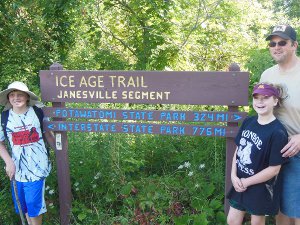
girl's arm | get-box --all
[241,165,281,188]
[231,147,246,192]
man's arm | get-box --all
[0,141,15,180]
[281,134,300,157]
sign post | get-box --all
[49,63,72,225]
[40,63,249,225]
[225,63,242,214]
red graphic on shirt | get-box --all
[12,127,40,145]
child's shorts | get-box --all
[11,179,47,217]
[229,199,264,216]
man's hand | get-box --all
[281,134,300,157]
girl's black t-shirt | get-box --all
[227,116,288,215]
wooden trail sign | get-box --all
[40,70,248,105]
[40,63,249,225]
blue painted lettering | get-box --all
[160,112,186,121]
[160,126,185,135]
[216,113,228,121]
[121,111,153,120]
[214,128,226,136]
[192,126,226,136]
[59,123,67,131]
[122,124,153,134]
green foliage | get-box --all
[58,132,227,224]
[0,130,228,224]
[0,178,19,224]
[0,0,83,90]
[245,48,275,84]
[273,0,300,19]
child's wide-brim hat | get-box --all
[0,81,43,110]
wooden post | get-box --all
[225,63,241,214]
[50,63,72,225]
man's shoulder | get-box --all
[263,64,278,73]
[260,64,278,81]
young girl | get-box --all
[227,83,288,225]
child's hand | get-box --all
[232,176,246,192]
[5,161,16,180]
[240,178,249,189]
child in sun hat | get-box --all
[227,83,288,225]
[0,81,55,225]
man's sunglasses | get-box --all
[268,40,287,47]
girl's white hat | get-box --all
[0,81,44,110]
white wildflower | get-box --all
[184,161,191,168]
[49,189,55,195]
[188,171,193,176]
[199,164,205,169]
[74,182,79,187]
[94,172,101,180]
[92,184,97,189]
[178,165,184,169]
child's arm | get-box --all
[0,141,15,180]
[44,131,56,151]
[241,165,281,188]
[231,147,246,192]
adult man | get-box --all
[260,24,300,225]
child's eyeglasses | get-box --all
[268,41,287,47]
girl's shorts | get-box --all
[229,199,263,216]
[11,179,47,217]
[280,154,300,218]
